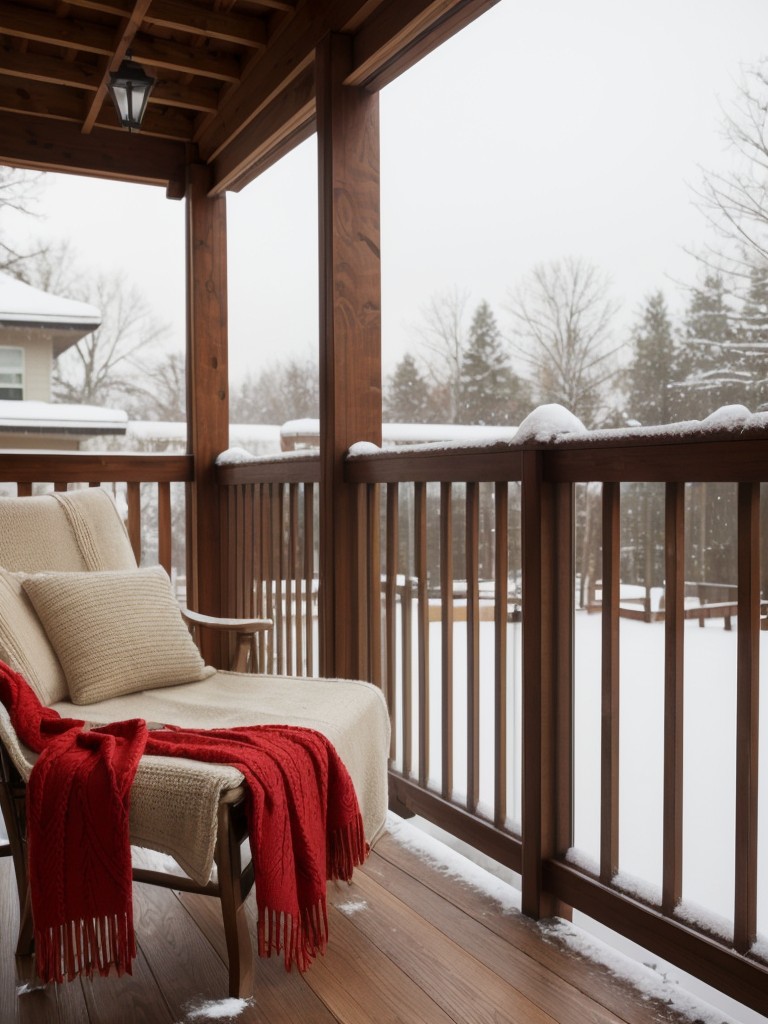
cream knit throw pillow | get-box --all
[22,565,214,705]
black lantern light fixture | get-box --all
[107,53,155,132]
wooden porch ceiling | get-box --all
[0,0,498,197]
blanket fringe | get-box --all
[35,912,135,984]
[256,813,369,973]
[328,811,368,881]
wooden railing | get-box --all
[219,424,768,1018]
[217,455,320,675]
[0,451,193,573]
[3,437,767,1014]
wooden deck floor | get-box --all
[0,830,715,1024]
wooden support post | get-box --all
[316,32,382,681]
[186,162,229,665]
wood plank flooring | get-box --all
[0,831,725,1024]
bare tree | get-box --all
[507,257,620,427]
[53,274,169,407]
[230,356,318,424]
[694,61,768,271]
[415,287,470,421]
[0,167,46,275]
[125,350,186,421]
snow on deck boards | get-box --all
[0,832,731,1024]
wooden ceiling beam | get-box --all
[0,47,217,113]
[63,0,134,15]
[0,75,192,139]
[144,0,267,49]
[210,62,314,193]
[151,80,219,113]
[0,3,114,55]
[82,0,153,134]
[196,0,366,161]
[0,111,189,190]
[348,0,500,90]
[130,32,241,81]
[236,0,296,11]
[0,76,89,123]
[0,48,101,90]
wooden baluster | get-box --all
[157,481,172,576]
[367,482,382,687]
[600,482,620,885]
[466,481,480,814]
[274,484,284,675]
[734,481,760,953]
[402,487,414,779]
[662,482,685,916]
[415,481,429,788]
[555,481,574,860]
[292,484,302,677]
[354,483,369,681]
[127,481,142,565]
[386,483,399,762]
[521,450,560,919]
[494,481,509,829]
[304,482,315,677]
[288,483,298,677]
[264,484,275,673]
[440,482,454,801]
[234,484,245,620]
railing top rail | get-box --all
[544,434,768,483]
[346,442,525,484]
[0,450,194,483]
[216,452,321,485]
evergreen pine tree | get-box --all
[457,301,531,425]
[676,274,743,418]
[738,261,768,410]
[383,353,435,422]
[625,291,680,425]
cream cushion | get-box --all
[22,565,214,705]
[0,569,68,705]
[0,671,391,885]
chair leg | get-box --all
[16,886,33,956]
[215,801,253,998]
[0,747,31,948]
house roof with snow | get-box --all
[0,271,101,357]
[0,399,127,438]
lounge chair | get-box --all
[0,487,389,996]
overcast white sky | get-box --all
[6,0,767,385]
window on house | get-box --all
[0,347,23,400]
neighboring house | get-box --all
[0,272,127,449]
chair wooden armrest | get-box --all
[180,607,272,672]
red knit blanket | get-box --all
[0,661,367,983]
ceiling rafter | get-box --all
[0,3,115,55]
[0,74,192,139]
[144,0,267,49]
[0,48,102,91]
[82,0,154,134]
[130,32,241,81]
